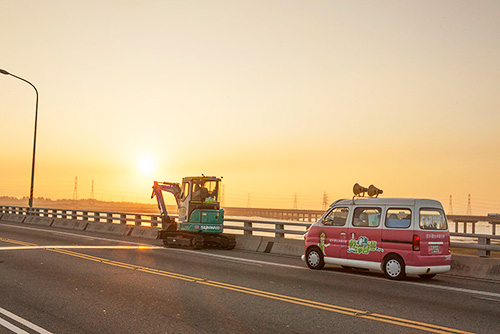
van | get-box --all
[302,197,451,280]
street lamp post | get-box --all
[0,69,39,210]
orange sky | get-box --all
[1,1,500,214]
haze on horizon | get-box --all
[1,1,499,215]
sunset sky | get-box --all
[1,1,499,214]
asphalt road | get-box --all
[1,220,499,334]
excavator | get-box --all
[151,176,236,250]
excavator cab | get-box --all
[177,176,224,232]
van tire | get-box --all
[306,248,325,270]
[383,255,406,280]
[418,274,436,280]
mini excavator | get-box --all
[151,176,235,250]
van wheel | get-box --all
[418,274,436,280]
[383,255,406,280]
[306,248,324,270]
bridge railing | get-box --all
[450,233,500,257]
[0,205,311,238]
[1,205,499,257]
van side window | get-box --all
[385,208,411,228]
[419,209,448,230]
[353,208,381,227]
[324,207,349,226]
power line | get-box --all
[322,192,329,210]
[449,195,453,215]
[73,176,78,201]
[90,180,95,202]
[467,194,472,215]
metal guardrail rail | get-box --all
[1,205,498,257]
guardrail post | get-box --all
[276,223,284,238]
[83,211,88,221]
[135,214,141,226]
[244,222,252,236]
[120,214,127,224]
[478,237,491,257]
[107,213,113,224]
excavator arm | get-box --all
[151,181,181,230]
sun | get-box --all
[136,155,157,176]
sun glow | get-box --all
[136,155,157,176]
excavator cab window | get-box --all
[180,182,189,202]
[191,179,219,203]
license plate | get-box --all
[430,245,440,254]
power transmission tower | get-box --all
[73,176,78,201]
[90,180,95,202]
[322,192,329,210]
[467,194,472,215]
[293,193,298,210]
[221,185,225,207]
[449,195,453,215]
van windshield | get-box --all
[419,209,447,230]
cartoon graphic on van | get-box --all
[347,236,384,254]
[318,230,330,255]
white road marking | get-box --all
[0,317,29,334]
[0,223,148,246]
[2,221,499,300]
[0,306,52,334]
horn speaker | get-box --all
[353,183,368,197]
[367,185,383,197]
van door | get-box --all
[347,207,384,263]
[381,208,414,259]
[321,206,350,258]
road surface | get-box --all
[1,220,499,333]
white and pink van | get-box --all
[302,198,451,280]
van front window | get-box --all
[419,209,447,230]
[325,207,349,226]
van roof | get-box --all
[331,198,443,208]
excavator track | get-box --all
[160,231,204,249]
[159,231,235,250]
[203,233,236,250]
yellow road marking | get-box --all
[1,238,474,334]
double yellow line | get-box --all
[1,237,473,334]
